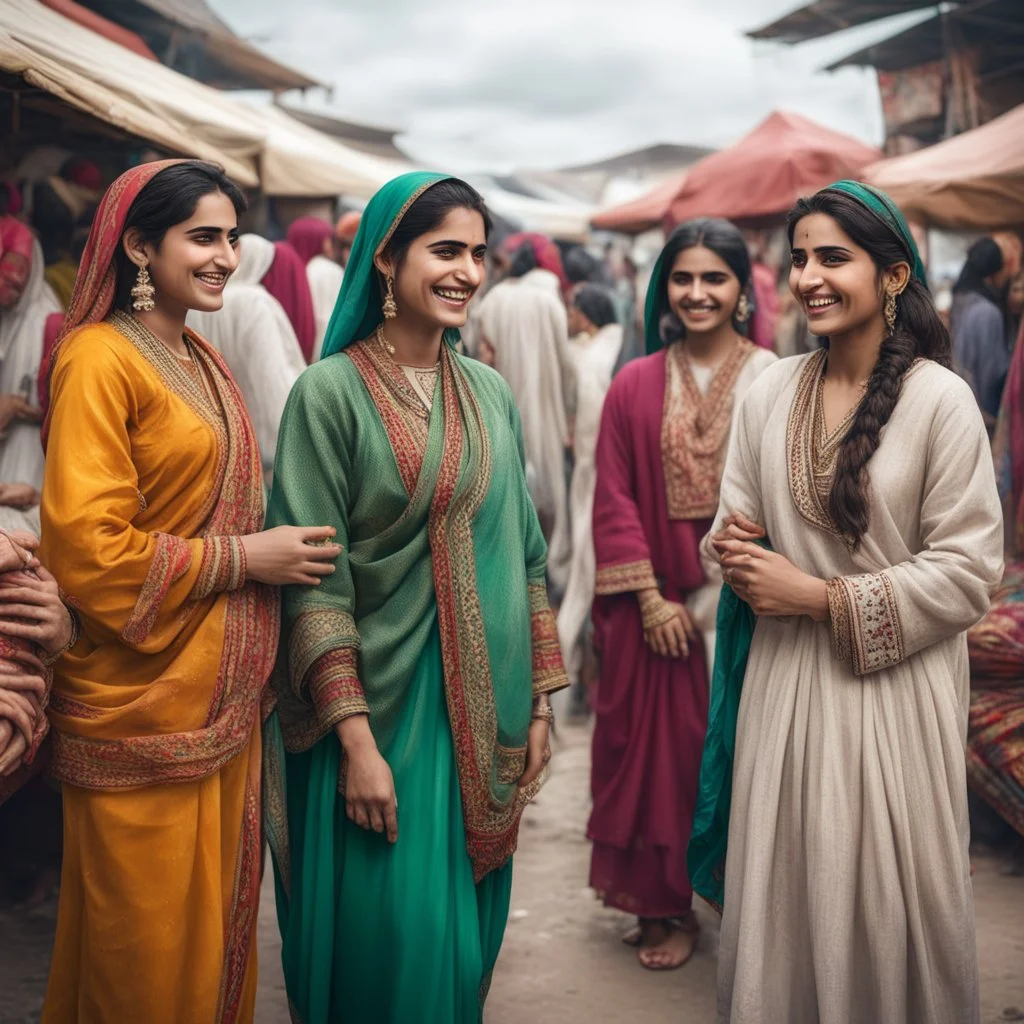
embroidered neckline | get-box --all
[660,337,755,520]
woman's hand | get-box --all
[715,540,828,620]
[0,531,39,574]
[708,512,766,564]
[638,588,697,658]
[0,645,49,702]
[519,718,551,789]
[0,722,28,777]
[0,565,74,655]
[241,526,343,587]
[0,687,39,747]
[337,714,398,844]
[0,484,40,510]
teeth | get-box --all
[807,297,837,308]
[435,288,470,300]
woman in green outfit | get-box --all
[263,172,568,1023]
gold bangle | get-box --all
[531,703,555,725]
[42,607,80,667]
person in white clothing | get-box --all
[188,233,305,477]
[476,241,574,596]
[556,284,623,715]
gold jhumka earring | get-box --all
[884,290,898,334]
[382,275,398,319]
[735,292,751,323]
[131,264,156,312]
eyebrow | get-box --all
[186,225,237,235]
[428,239,487,252]
[791,245,854,256]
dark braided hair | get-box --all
[787,190,951,546]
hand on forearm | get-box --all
[719,540,828,620]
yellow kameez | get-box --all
[39,319,277,1024]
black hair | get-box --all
[381,178,492,271]
[564,245,599,285]
[656,217,753,344]
[573,284,618,329]
[787,188,951,547]
[113,161,247,310]
[31,182,75,263]
[508,241,537,279]
[953,237,1004,302]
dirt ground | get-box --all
[2,721,1023,1023]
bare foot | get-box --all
[637,918,699,971]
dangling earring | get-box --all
[382,275,398,320]
[735,292,751,324]
[884,290,898,334]
[131,263,156,312]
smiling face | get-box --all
[123,190,240,316]
[789,212,909,339]
[382,207,487,331]
[666,244,742,336]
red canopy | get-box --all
[591,111,881,234]
[39,0,157,60]
[862,103,1024,229]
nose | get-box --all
[215,239,240,271]
[688,279,705,301]
[457,255,484,289]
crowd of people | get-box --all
[0,151,1021,1024]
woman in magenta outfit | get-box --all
[587,219,776,971]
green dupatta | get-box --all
[264,170,567,889]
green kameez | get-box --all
[263,172,566,1024]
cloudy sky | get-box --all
[209,0,927,173]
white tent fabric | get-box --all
[241,104,411,199]
[1,0,412,199]
[1,0,262,185]
[478,184,594,241]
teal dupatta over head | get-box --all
[319,170,460,358]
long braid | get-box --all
[828,328,916,544]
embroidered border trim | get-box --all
[287,608,360,697]
[825,578,852,666]
[528,583,568,696]
[120,532,194,645]
[595,559,658,595]
[193,536,247,601]
[829,571,905,676]
[309,648,368,727]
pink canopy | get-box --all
[862,103,1024,229]
[592,111,881,234]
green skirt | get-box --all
[268,625,513,1023]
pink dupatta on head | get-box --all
[262,241,316,363]
[286,217,334,266]
[42,159,186,446]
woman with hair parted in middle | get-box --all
[706,182,1003,1024]
[588,218,776,971]
[264,171,568,1024]
[39,159,339,1024]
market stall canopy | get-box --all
[1,0,261,185]
[589,174,692,234]
[747,1,935,43]
[39,0,157,60]
[277,104,409,162]
[80,0,320,91]
[592,111,881,233]
[475,182,594,242]
[862,103,1024,229]
[238,103,411,199]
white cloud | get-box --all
[209,0,925,172]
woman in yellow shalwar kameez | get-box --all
[39,160,340,1024]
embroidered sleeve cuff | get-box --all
[528,582,568,696]
[594,559,658,596]
[192,536,247,601]
[308,648,369,728]
[826,572,905,677]
[637,589,677,630]
[122,532,195,645]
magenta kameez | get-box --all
[588,347,711,916]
